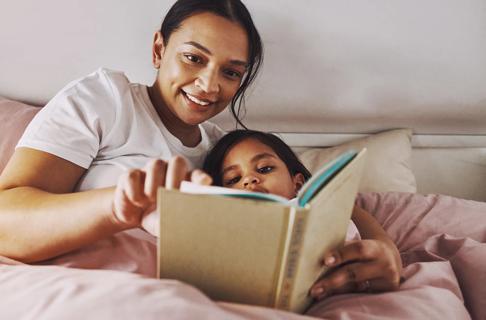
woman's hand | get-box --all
[111,156,212,235]
[310,238,402,300]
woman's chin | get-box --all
[177,111,211,126]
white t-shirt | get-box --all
[17,68,225,191]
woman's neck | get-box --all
[147,85,201,147]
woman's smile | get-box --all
[183,91,212,106]
[181,89,217,111]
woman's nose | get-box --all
[195,68,220,94]
[242,175,260,188]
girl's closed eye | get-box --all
[224,175,241,186]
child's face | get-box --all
[221,138,304,199]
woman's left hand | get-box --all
[309,238,402,300]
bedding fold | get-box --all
[0,192,484,319]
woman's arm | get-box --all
[0,148,195,263]
[0,148,124,262]
[310,205,402,299]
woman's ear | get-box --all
[152,31,165,69]
[292,173,305,194]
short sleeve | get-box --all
[17,70,117,168]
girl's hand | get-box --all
[310,238,402,300]
[111,156,212,235]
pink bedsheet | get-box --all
[1,192,484,319]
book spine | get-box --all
[274,208,308,310]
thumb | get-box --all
[190,169,213,185]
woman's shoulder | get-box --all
[33,68,136,138]
[59,68,131,98]
[44,68,137,118]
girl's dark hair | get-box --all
[203,130,312,186]
[160,0,263,128]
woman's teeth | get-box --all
[185,92,210,106]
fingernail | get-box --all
[311,287,324,297]
[325,256,336,266]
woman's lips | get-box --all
[181,92,209,112]
[182,90,215,107]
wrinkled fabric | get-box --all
[0,192,484,319]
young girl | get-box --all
[203,129,402,300]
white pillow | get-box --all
[298,129,417,193]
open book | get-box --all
[157,148,367,313]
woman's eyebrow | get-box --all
[184,41,248,67]
[185,41,211,54]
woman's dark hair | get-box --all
[203,130,312,186]
[160,0,263,128]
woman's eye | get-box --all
[184,54,202,64]
[224,176,241,186]
[223,69,243,79]
[257,166,274,174]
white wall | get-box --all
[1,0,485,135]
[1,0,486,200]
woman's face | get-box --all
[152,12,249,126]
[221,138,304,199]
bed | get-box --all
[1,0,485,319]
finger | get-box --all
[165,156,188,190]
[358,277,400,292]
[319,253,401,295]
[310,262,366,297]
[310,261,383,298]
[355,279,373,292]
[325,240,403,290]
[144,159,167,201]
[312,282,355,301]
[323,240,378,267]
[313,278,382,301]
[190,169,213,185]
[124,169,149,207]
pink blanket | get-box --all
[1,192,485,319]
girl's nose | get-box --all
[243,175,260,188]
[195,68,220,94]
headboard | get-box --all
[1,0,485,200]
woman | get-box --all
[0,0,400,302]
[0,0,263,263]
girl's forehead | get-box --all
[228,138,278,159]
